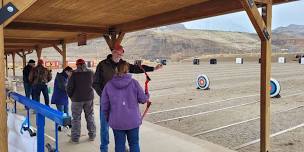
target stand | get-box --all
[270,78,281,98]
[196,74,210,90]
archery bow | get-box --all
[138,64,152,120]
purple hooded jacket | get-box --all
[101,74,149,130]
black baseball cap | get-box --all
[28,59,35,64]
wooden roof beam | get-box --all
[5,48,31,54]
[5,45,36,49]
[6,22,107,33]
[239,0,269,41]
[5,38,62,44]
[115,0,294,33]
[115,0,243,32]
[255,0,270,4]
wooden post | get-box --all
[22,55,27,67]
[62,41,67,68]
[240,1,272,151]
[260,2,272,152]
[12,52,16,77]
[5,54,8,77]
[22,51,26,67]
[0,1,37,151]
[0,2,8,152]
[17,51,27,67]
[36,46,42,60]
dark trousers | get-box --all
[113,127,140,152]
[56,104,69,115]
[24,82,33,99]
[32,84,49,106]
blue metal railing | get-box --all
[7,91,71,152]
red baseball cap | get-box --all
[76,59,85,65]
[38,59,44,65]
[113,42,124,53]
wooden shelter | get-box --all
[0,0,297,151]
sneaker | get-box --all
[57,126,62,132]
[69,139,79,144]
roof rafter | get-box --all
[115,0,243,32]
[5,45,39,49]
[5,38,62,44]
[6,22,107,33]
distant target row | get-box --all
[196,75,281,98]
[193,57,304,64]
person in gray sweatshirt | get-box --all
[67,59,96,143]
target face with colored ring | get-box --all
[270,78,281,98]
[196,74,210,90]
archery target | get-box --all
[196,74,210,90]
[270,78,280,98]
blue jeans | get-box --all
[100,107,109,152]
[56,104,69,115]
[112,127,140,152]
[24,82,33,99]
[32,84,49,106]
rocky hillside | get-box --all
[25,24,304,62]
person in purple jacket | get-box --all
[101,61,149,152]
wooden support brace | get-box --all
[16,51,22,57]
[103,34,113,51]
[25,49,33,55]
[103,29,125,51]
[36,46,42,60]
[53,43,67,68]
[53,44,63,56]
[239,0,270,41]
[16,50,26,67]
[116,32,125,46]
[110,33,117,46]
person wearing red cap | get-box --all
[93,42,162,152]
[67,59,96,143]
[29,59,52,106]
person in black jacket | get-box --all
[23,59,35,99]
[93,43,162,152]
[67,59,96,143]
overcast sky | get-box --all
[182,1,304,33]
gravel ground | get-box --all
[8,61,304,152]
[135,62,304,152]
